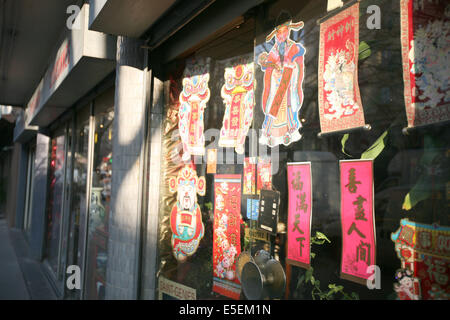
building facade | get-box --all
[2,0,449,300]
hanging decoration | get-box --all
[168,164,206,262]
[391,219,450,300]
[178,57,211,161]
[400,0,450,129]
[206,148,217,174]
[339,159,376,285]
[243,157,256,195]
[287,162,312,269]
[256,20,306,147]
[257,157,272,194]
[318,2,366,134]
[213,174,242,300]
[219,55,255,154]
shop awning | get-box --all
[27,3,117,127]
[88,0,178,38]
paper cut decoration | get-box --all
[257,157,272,194]
[287,162,312,269]
[179,58,211,161]
[256,20,306,147]
[206,148,217,174]
[318,2,365,134]
[391,219,450,300]
[219,56,255,154]
[168,165,206,262]
[213,175,242,299]
[257,189,280,235]
[243,157,256,195]
[340,160,376,285]
[400,0,450,128]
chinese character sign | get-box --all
[178,57,211,161]
[340,160,376,284]
[391,219,450,300]
[219,55,255,154]
[318,3,365,134]
[256,20,306,147]
[168,165,206,262]
[287,162,312,269]
[400,0,450,128]
[213,175,242,300]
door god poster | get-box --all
[400,0,450,128]
[168,165,206,262]
[340,160,376,285]
[318,2,365,134]
[179,58,211,161]
[219,55,255,154]
[287,162,312,269]
[213,175,242,299]
[256,20,306,147]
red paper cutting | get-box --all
[213,175,242,299]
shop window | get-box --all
[151,0,450,301]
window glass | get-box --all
[153,0,450,300]
[85,90,114,300]
[46,131,66,274]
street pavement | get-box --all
[0,218,30,300]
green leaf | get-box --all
[361,130,388,160]
[311,252,316,259]
[341,134,352,157]
[359,41,372,60]
[315,231,331,243]
[402,174,432,210]
[305,268,313,283]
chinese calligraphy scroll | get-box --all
[219,55,255,154]
[287,162,312,269]
[340,160,376,285]
[179,57,211,161]
[391,219,450,300]
[318,3,365,134]
[400,0,450,129]
[256,20,306,147]
[213,175,242,299]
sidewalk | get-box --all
[0,217,57,300]
[0,218,30,300]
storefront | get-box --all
[143,0,450,300]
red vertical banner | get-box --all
[213,175,242,299]
[400,0,450,128]
[340,160,376,285]
[318,3,366,134]
[287,162,312,269]
[257,157,272,194]
[243,157,256,195]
